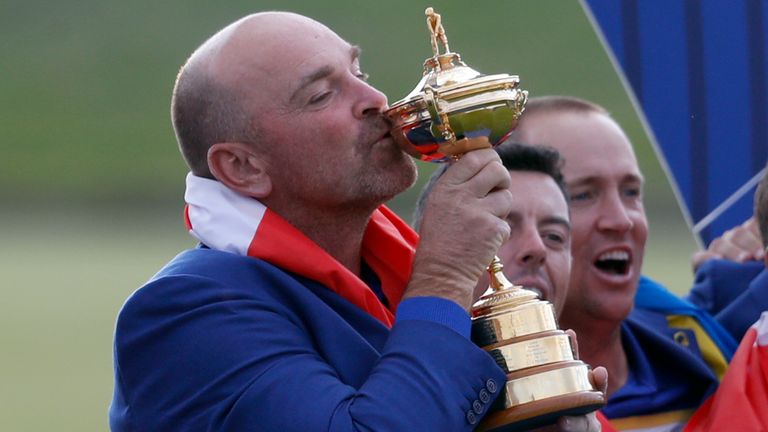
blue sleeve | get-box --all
[687,259,764,315]
[111,274,505,432]
[395,296,471,339]
[687,260,768,341]
[709,268,768,340]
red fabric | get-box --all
[247,206,417,328]
[361,206,418,312]
[596,411,618,432]
[684,323,768,431]
[183,205,192,231]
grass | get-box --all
[1,208,193,431]
[0,202,698,431]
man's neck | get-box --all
[270,203,376,276]
[562,315,628,397]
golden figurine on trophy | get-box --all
[385,8,605,431]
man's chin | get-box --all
[387,157,418,190]
[367,169,418,204]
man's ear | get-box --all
[207,142,272,199]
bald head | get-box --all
[508,96,608,146]
[171,12,337,178]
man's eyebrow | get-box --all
[567,176,598,188]
[622,173,645,184]
[540,216,571,231]
[568,172,645,188]
[289,46,362,104]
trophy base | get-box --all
[477,390,605,432]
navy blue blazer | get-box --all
[110,248,505,431]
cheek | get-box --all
[564,245,587,290]
[550,257,570,314]
[631,214,649,245]
[568,210,594,250]
[568,226,591,261]
[279,112,356,156]
[548,253,571,285]
[497,240,517,264]
[496,239,526,275]
[312,110,357,141]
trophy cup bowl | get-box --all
[385,10,527,163]
[386,65,528,162]
[385,8,605,430]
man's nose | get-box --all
[352,79,388,119]
[597,191,633,233]
[516,228,546,267]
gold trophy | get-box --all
[385,8,605,431]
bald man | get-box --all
[110,12,516,431]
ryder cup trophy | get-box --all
[385,8,605,431]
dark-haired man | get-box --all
[415,143,572,317]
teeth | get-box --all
[598,250,629,261]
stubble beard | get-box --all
[351,118,418,205]
[353,147,417,206]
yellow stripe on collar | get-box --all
[667,314,729,380]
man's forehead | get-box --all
[560,136,642,181]
[520,111,621,145]
[509,171,569,216]
[520,113,643,182]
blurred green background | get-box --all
[2,0,700,430]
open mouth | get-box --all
[594,250,630,276]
